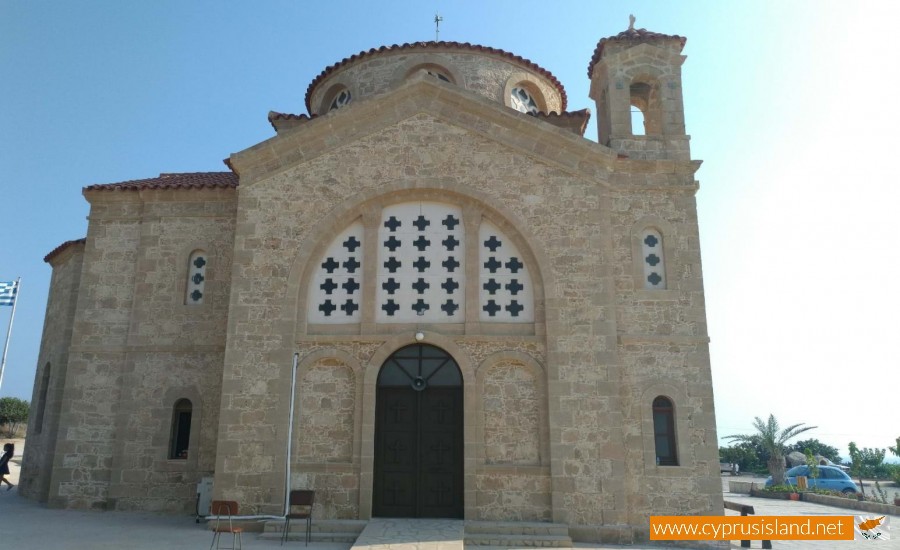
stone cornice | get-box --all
[68,344,226,353]
[617,333,710,345]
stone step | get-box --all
[464,534,572,547]
[259,531,360,543]
[261,518,367,543]
[464,521,570,537]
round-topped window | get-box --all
[510,87,539,115]
[330,89,352,111]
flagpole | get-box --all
[0,277,21,393]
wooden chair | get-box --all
[210,500,243,550]
[281,490,315,546]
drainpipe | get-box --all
[284,352,300,516]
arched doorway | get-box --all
[373,344,463,518]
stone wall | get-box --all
[40,190,235,511]
[218,76,719,535]
[19,242,85,502]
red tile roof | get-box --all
[529,109,592,136]
[84,172,238,192]
[268,111,318,132]
[587,28,686,78]
[305,41,567,114]
[44,238,86,264]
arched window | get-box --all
[169,399,193,459]
[510,86,540,115]
[631,106,646,136]
[652,396,678,466]
[306,202,535,326]
[329,88,352,111]
[641,229,666,289]
[185,250,207,305]
[629,81,661,135]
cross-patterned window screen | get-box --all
[307,202,533,325]
[478,220,534,322]
[641,229,666,290]
[185,250,207,305]
[377,203,465,323]
[308,222,364,323]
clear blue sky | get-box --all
[2,1,897,459]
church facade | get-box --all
[21,26,722,543]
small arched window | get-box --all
[169,399,193,460]
[510,86,540,115]
[629,81,661,135]
[641,229,666,289]
[631,106,646,136]
[329,89,352,111]
[185,250,207,305]
[652,396,678,466]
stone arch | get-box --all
[295,353,359,464]
[475,351,548,466]
[317,79,355,115]
[640,382,691,471]
[359,332,475,519]
[391,55,462,86]
[286,181,553,337]
[176,242,213,308]
[161,386,202,469]
[504,71,550,114]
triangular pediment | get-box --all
[229,74,623,186]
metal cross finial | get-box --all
[434,13,443,41]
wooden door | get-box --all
[373,345,463,518]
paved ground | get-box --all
[1,452,896,549]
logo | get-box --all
[855,515,890,541]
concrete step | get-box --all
[259,531,360,543]
[464,534,572,547]
[464,522,571,548]
[464,521,570,537]
[261,519,367,542]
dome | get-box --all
[305,41,567,116]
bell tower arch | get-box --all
[588,19,690,160]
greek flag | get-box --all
[0,281,17,306]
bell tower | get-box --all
[588,18,690,160]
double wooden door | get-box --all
[373,345,463,518]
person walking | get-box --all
[0,442,14,491]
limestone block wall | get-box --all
[107,351,224,513]
[220,82,718,536]
[20,242,85,502]
[219,107,612,517]
[475,357,551,521]
[610,186,721,539]
[125,190,236,347]
[45,198,142,509]
[43,190,235,511]
[291,356,360,519]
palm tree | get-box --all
[726,414,817,486]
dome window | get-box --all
[510,87,539,115]
[330,89,352,111]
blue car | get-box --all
[765,465,859,494]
